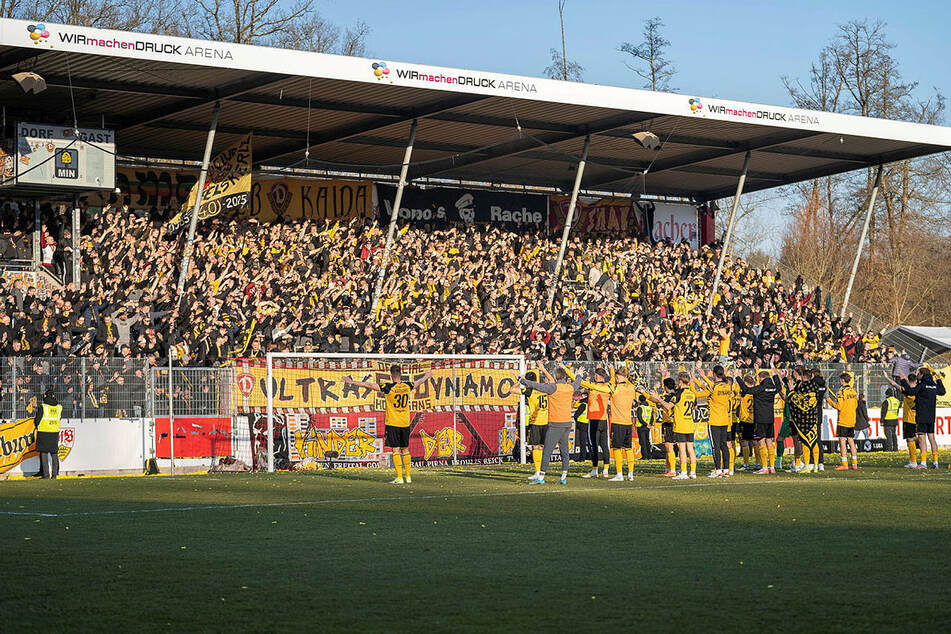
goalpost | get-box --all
[264,353,527,472]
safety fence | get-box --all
[1,357,949,477]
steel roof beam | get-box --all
[0,47,47,70]
[584,129,823,189]
[698,142,946,200]
[406,112,658,180]
[255,93,491,165]
[0,73,209,99]
[117,72,292,130]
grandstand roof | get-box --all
[2,19,951,201]
[888,326,951,358]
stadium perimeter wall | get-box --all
[2,359,951,477]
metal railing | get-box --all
[0,357,153,421]
[152,366,235,417]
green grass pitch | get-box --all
[1,452,949,632]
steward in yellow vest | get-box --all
[33,389,62,479]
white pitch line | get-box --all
[0,476,875,518]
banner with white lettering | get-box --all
[375,185,547,228]
[651,202,700,249]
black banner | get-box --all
[376,185,548,228]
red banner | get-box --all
[156,417,233,458]
[548,196,642,236]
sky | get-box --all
[314,0,951,254]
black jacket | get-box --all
[901,375,946,425]
[737,374,781,425]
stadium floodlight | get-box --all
[632,131,661,151]
[12,71,47,94]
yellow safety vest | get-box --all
[884,396,900,421]
[636,405,652,427]
[37,403,62,433]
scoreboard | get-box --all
[1,122,115,190]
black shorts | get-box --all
[836,426,855,439]
[739,422,755,441]
[673,432,694,444]
[902,422,917,439]
[528,424,547,446]
[611,424,633,449]
[917,420,935,434]
[661,422,675,444]
[754,421,773,440]
[384,425,411,448]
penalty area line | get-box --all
[0,476,875,518]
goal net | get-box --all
[235,354,526,471]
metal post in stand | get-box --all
[168,351,175,476]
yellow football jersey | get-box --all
[902,395,916,424]
[660,393,675,424]
[672,387,697,434]
[695,378,737,427]
[527,390,549,426]
[832,386,858,428]
[739,394,753,423]
[382,381,413,428]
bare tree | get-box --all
[190,0,369,53]
[296,16,369,55]
[339,20,370,57]
[543,48,583,82]
[543,0,583,81]
[779,19,951,326]
[619,17,676,91]
[0,0,44,18]
[38,0,184,31]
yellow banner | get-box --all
[167,133,253,233]
[243,178,373,223]
[0,417,38,474]
[233,360,520,410]
[934,366,951,408]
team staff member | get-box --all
[826,372,858,471]
[34,389,62,479]
[652,372,697,480]
[568,367,610,479]
[880,389,901,452]
[737,369,782,475]
[737,379,755,470]
[899,366,946,469]
[885,370,920,468]
[518,370,549,481]
[578,366,640,481]
[693,366,738,478]
[519,362,581,485]
[344,365,433,485]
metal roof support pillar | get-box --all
[372,118,418,311]
[840,164,883,320]
[705,150,751,318]
[72,193,81,287]
[547,134,591,309]
[176,100,221,305]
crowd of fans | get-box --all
[0,199,889,367]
